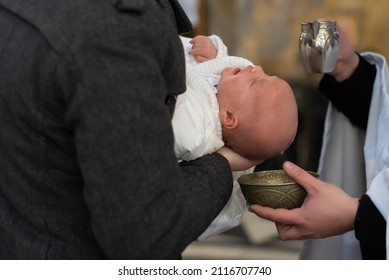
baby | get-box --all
[173,35,298,239]
[175,35,297,164]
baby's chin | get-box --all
[249,146,283,161]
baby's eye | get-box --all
[250,79,259,87]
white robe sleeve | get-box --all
[361,53,389,260]
[300,52,389,260]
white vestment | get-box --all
[173,36,254,240]
[300,52,389,260]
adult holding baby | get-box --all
[0,0,257,259]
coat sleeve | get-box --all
[354,195,386,259]
[319,54,376,130]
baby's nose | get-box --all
[250,65,264,73]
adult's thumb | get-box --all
[283,161,317,193]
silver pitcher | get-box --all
[299,20,339,73]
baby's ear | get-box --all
[220,108,238,129]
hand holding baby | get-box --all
[217,146,264,171]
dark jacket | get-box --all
[0,0,233,259]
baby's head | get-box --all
[216,65,298,161]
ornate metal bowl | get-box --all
[237,170,319,209]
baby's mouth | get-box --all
[232,68,241,75]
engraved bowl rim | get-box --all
[237,169,319,187]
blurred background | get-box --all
[177,0,389,259]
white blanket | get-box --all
[174,36,254,240]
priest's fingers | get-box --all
[282,161,321,194]
[249,205,314,240]
[274,223,313,240]
[249,204,303,225]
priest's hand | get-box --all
[327,20,360,82]
[249,161,359,240]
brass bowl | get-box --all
[237,170,319,209]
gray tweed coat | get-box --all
[0,0,233,259]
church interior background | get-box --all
[178,0,389,259]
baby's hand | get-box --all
[188,35,217,63]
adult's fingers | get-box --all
[250,205,309,240]
[249,204,302,225]
[275,223,306,240]
[282,161,319,195]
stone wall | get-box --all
[201,0,389,84]
[194,0,389,169]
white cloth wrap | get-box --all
[174,36,255,240]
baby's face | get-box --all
[217,65,282,110]
[217,65,298,160]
